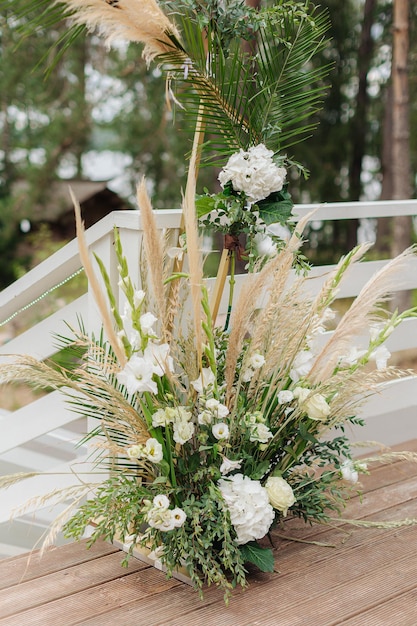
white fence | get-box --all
[0,200,416,557]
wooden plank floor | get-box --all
[1,440,417,625]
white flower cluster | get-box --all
[116,294,174,395]
[146,495,186,532]
[197,397,230,440]
[340,459,368,484]
[218,474,275,544]
[152,406,194,445]
[243,411,273,444]
[218,144,287,204]
[127,438,163,464]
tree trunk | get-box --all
[391,0,412,311]
[347,0,377,250]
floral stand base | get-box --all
[111,535,193,586]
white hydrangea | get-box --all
[218,144,287,204]
[218,474,275,544]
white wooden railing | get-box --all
[0,200,416,557]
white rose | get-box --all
[212,422,230,440]
[152,408,171,428]
[152,494,170,510]
[265,476,296,516]
[143,438,163,463]
[249,423,273,443]
[173,420,195,445]
[171,507,187,528]
[278,390,294,403]
[248,353,266,370]
[303,393,331,421]
[126,444,142,459]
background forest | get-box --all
[0,0,416,288]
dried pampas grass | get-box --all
[57,0,180,63]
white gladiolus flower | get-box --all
[218,474,275,544]
[133,290,146,308]
[339,346,367,367]
[278,390,294,404]
[370,345,391,370]
[144,341,174,376]
[191,367,216,393]
[219,457,242,475]
[289,350,314,382]
[140,312,158,334]
[218,144,287,203]
[116,356,157,394]
[212,422,230,440]
[265,476,296,516]
[143,438,163,463]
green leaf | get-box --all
[239,542,275,572]
[195,195,216,218]
[258,188,294,226]
[250,460,271,480]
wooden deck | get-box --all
[1,440,417,626]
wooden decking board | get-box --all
[338,587,417,626]
[1,439,417,625]
[0,567,181,626]
[0,539,118,590]
[0,552,146,619]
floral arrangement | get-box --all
[2,0,417,604]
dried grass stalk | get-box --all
[57,0,180,63]
[72,189,127,366]
[308,247,416,383]
[137,178,167,338]
[182,118,205,365]
[225,213,311,399]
